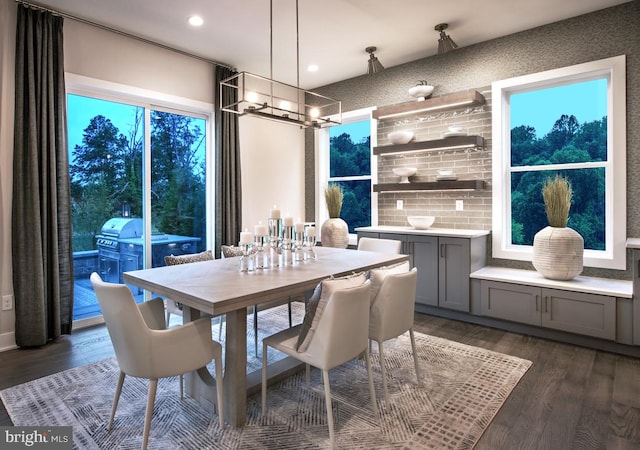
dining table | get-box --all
[123,245,409,427]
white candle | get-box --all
[255,223,268,236]
[239,230,253,245]
[294,222,305,233]
[283,216,294,227]
[306,226,316,237]
[270,205,281,219]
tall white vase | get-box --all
[320,218,349,249]
[532,226,584,280]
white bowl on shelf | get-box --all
[392,167,417,183]
[408,85,435,100]
[388,130,414,145]
[437,169,454,177]
[408,216,435,230]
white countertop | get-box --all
[356,226,490,239]
[470,266,632,298]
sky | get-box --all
[330,119,370,143]
[510,78,607,138]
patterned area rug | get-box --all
[1,305,531,449]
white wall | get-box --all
[239,116,305,236]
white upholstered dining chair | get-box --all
[261,281,377,447]
[368,268,422,403]
[357,236,403,254]
[90,272,224,450]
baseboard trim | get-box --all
[0,331,17,352]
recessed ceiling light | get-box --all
[307,64,319,72]
[188,15,203,27]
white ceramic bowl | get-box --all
[448,126,463,133]
[392,167,417,183]
[388,130,414,145]
[438,169,454,177]
[408,216,435,230]
[408,85,435,99]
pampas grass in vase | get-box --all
[324,184,343,218]
[533,174,583,280]
[542,175,572,228]
[321,184,349,248]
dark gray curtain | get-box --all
[214,66,242,257]
[12,5,73,346]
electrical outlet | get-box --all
[456,200,464,211]
[2,295,13,311]
[396,200,403,210]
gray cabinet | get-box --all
[357,231,486,312]
[481,280,616,340]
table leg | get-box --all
[224,308,247,426]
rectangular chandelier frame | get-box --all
[220,72,342,128]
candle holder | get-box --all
[254,235,266,269]
[281,224,293,265]
[294,228,305,262]
[268,217,282,267]
[304,233,318,260]
[239,243,254,272]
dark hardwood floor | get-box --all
[1,313,639,449]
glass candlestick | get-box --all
[268,217,282,267]
[294,227,305,262]
[304,234,318,260]
[239,243,254,272]
[281,224,293,265]
[254,236,265,269]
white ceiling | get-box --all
[30,0,630,89]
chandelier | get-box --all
[220,0,341,128]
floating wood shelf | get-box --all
[373,90,485,120]
[373,135,485,156]
[373,180,486,192]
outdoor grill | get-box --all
[96,218,200,285]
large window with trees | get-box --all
[492,56,626,269]
[67,77,212,325]
[316,108,375,241]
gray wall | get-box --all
[307,2,639,280]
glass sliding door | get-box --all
[68,94,144,321]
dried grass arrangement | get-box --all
[542,175,572,228]
[324,184,343,219]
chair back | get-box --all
[369,269,417,342]
[90,272,156,378]
[165,250,213,266]
[305,282,371,369]
[357,237,402,254]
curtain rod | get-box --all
[15,0,235,71]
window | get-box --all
[316,108,376,240]
[492,55,626,269]
[66,75,214,325]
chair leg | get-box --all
[165,310,171,328]
[179,374,184,400]
[378,341,389,403]
[214,356,225,428]
[364,349,378,417]
[218,315,224,340]
[409,328,422,386]
[142,379,158,450]
[254,307,259,357]
[322,370,335,447]
[108,371,126,431]
[305,363,311,384]
[261,340,268,415]
[287,299,292,327]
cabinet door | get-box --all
[439,237,471,312]
[481,280,541,325]
[408,235,438,306]
[357,231,379,241]
[541,288,615,340]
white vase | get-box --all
[320,218,349,249]
[532,226,584,280]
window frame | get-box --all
[491,55,626,269]
[315,107,377,245]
